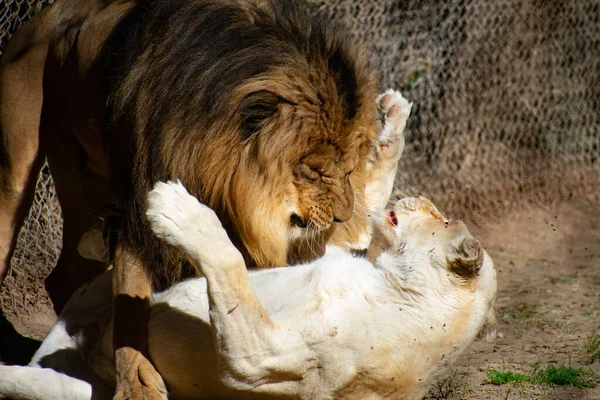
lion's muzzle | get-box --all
[290,213,308,228]
[331,178,354,223]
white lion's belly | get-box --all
[147,253,384,399]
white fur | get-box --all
[344,90,412,251]
[0,184,496,400]
[0,366,92,400]
[365,90,412,225]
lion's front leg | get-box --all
[112,235,167,400]
[147,181,310,395]
[365,89,413,213]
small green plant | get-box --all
[589,352,600,364]
[407,70,426,87]
[487,368,528,385]
[533,365,596,388]
[486,362,598,389]
[584,333,600,352]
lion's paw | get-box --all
[375,89,412,159]
[146,180,226,253]
[114,348,168,400]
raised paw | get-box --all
[375,89,412,160]
[362,90,413,215]
[146,180,227,253]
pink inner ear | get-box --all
[387,211,398,226]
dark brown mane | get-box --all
[100,0,377,288]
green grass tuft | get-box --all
[486,368,528,385]
[487,364,598,389]
[584,333,600,353]
[583,333,600,364]
[533,365,595,388]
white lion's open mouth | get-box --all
[387,210,398,226]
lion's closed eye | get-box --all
[293,163,321,182]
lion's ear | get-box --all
[238,90,286,139]
[447,237,484,279]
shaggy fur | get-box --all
[0,0,378,299]
[101,0,379,286]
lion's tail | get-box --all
[0,365,91,400]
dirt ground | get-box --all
[434,198,600,400]
[1,198,599,399]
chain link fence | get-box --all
[316,0,600,219]
[0,0,45,49]
[1,0,599,323]
[0,0,59,323]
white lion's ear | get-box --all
[446,237,484,279]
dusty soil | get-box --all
[1,199,599,399]
[435,199,600,400]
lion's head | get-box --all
[106,0,378,272]
[223,67,378,267]
[368,195,498,343]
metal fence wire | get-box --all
[1,0,599,319]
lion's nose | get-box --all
[332,207,352,223]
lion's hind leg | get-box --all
[111,234,168,400]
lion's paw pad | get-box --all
[147,180,222,249]
[376,89,412,146]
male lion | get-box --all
[0,0,385,397]
[0,184,497,400]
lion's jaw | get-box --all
[225,139,365,268]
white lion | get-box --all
[0,91,497,400]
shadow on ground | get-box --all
[0,314,41,365]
